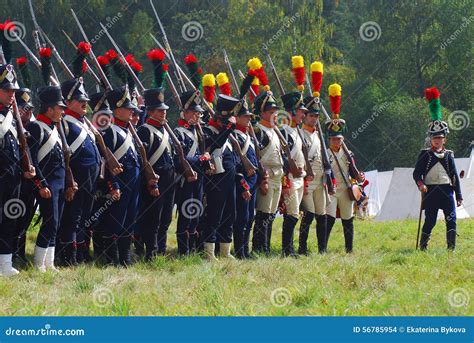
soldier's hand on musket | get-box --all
[39,187,52,199]
[242,190,251,201]
[357,171,365,183]
[110,188,121,201]
[246,167,256,177]
[111,165,123,176]
[148,179,160,197]
[65,182,79,202]
[186,171,198,183]
[23,166,36,179]
[456,199,463,207]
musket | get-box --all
[0,45,35,178]
[99,21,163,184]
[148,30,211,173]
[266,53,313,180]
[62,30,102,86]
[304,73,335,195]
[28,0,61,84]
[222,50,266,179]
[149,0,186,93]
[38,24,123,177]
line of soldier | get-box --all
[0,48,463,277]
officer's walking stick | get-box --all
[416,193,424,250]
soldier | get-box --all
[87,91,114,262]
[0,64,35,276]
[297,61,335,254]
[174,90,210,256]
[26,85,67,272]
[102,86,142,266]
[232,74,260,259]
[279,91,307,257]
[136,87,175,260]
[325,84,363,253]
[12,87,37,265]
[413,87,463,251]
[298,95,333,254]
[59,77,101,265]
[251,90,284,255]
[201,94,239,261]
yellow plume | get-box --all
[292,55,304,68]
[328,83,341,97]
[311,61,323,73]
[202,74,215,87]
[216,72,229,86]
[247,57,263,70]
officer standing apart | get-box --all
[413,87,463,251]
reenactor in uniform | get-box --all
[298,96,331,254]
[88,91,113,262]
[279,91,307,257]
[325,84,363,253]
[13,87,37,265]
[27,85,67,271]
[232,74,259,259]
[252,91,284,255]
[136,87,175,260]
[0,64,35,276]
[413,87,463,251]
[102,86,142,266]
[59,77,101,265]
[201,94,239,260]
[298,61,334,254]
[174,90,209,256]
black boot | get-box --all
[133,234,145,258]
[233,227,245,259]
[118,235,133,266]
[156,226,168,255]
[243,227,255,259]
[62,242,77,266]
[177,232,189,256]
[315,214,328,254]
[188,232,198,254]
[93,230,105,262]
[282,215,298,257]
[76,241,85,264]
[83,229,93,263]
[325,215,336,251]
[298,212,314,255]
[447,228,456,251]
[341,217,354,253]
[252,211,265,254]
[12,234,28,266]
[103,236,119,266]
[265,214,275,255]
[143,231,157,261]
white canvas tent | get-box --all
[362,170,380,216]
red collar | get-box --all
[37,114,54,126]
[178,118,191,129]
[259,119,273,128]
[146,118,162,128]
[208,119,221,130]
[236,124,247,133]
[114,118,129,128]
[64,108,83,121]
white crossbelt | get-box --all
[176,127,198,158]
[63,115,94,154]
[143,123,170,166]
[111,125,134,161]
[234,129,253,155]
[0,111,17,139]
[306,130,320,159]
[259,124,280,164]
[36,121,61,163]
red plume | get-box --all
[97,55,110,66]
[105,49,118,60]
[39,47,52,58]
[424,87,440,101]
[77,41,91,55]
[16,56,27,66]
[147,48,166,61]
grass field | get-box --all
[1,218,472,316]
